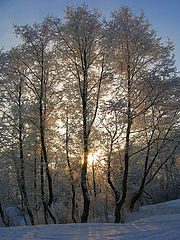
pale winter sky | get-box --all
[0,0,180,71]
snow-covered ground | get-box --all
[0,199,180,240]
[125,198,180,222]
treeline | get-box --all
[0,4,180,226]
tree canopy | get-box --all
[0,5,180,226]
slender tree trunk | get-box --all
[114,63,132,223]
[0,202,8,227]
[12,151,27,226]
[91,157,97,219]
[71,184,76,223]
[40,152,48,224]
[129,150,149,211]
[39,50,56,224]
[104,187,109,222]
[114,117,131,223]
[33,152,39,222]
[18,78,34,226]
[108,140,120,204]
[40,114,56,223]
[81,93,90,223]
[65,109,76,223]
[81,141,90,223]
[80,63,90,223]
[82,148,91,223]
[107,137,124,223]
[92,157,96,198]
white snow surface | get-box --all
[0,199,180,240]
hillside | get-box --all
[0,199,180,239]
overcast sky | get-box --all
[0,0,180,71]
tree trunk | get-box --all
[40,152,48,224]
[107,141,120,204]
[0,202,8,227]
[71,184,76,223]
[81,73,90,223]
[65,110,76,223]
[114,118,131,223]
[92,158,96,198]
[33,152,39,222]
[18,78,34,226]
[40,51,56,224]
[114,63,132,223]
[81,145,90,223]
[104,187,109,222]
[129,167,147,211]
[107,138,125,223]
[129,192,142,212]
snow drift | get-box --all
[0,199,180,240]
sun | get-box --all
[88,151,95,166]
[87,149,105,167]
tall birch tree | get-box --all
[52,4,107,222]
[105,6,178,223]
[14,17,60,223]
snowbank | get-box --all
[126,198,180,222]
[0,199,180,239]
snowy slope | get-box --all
[0,199,180,240]
[126,198,180,222]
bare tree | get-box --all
[0,49,35,225]
[105,7,178,223]
[52,4,107,222]
[14,17,60,224]
[129,104,180,211]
